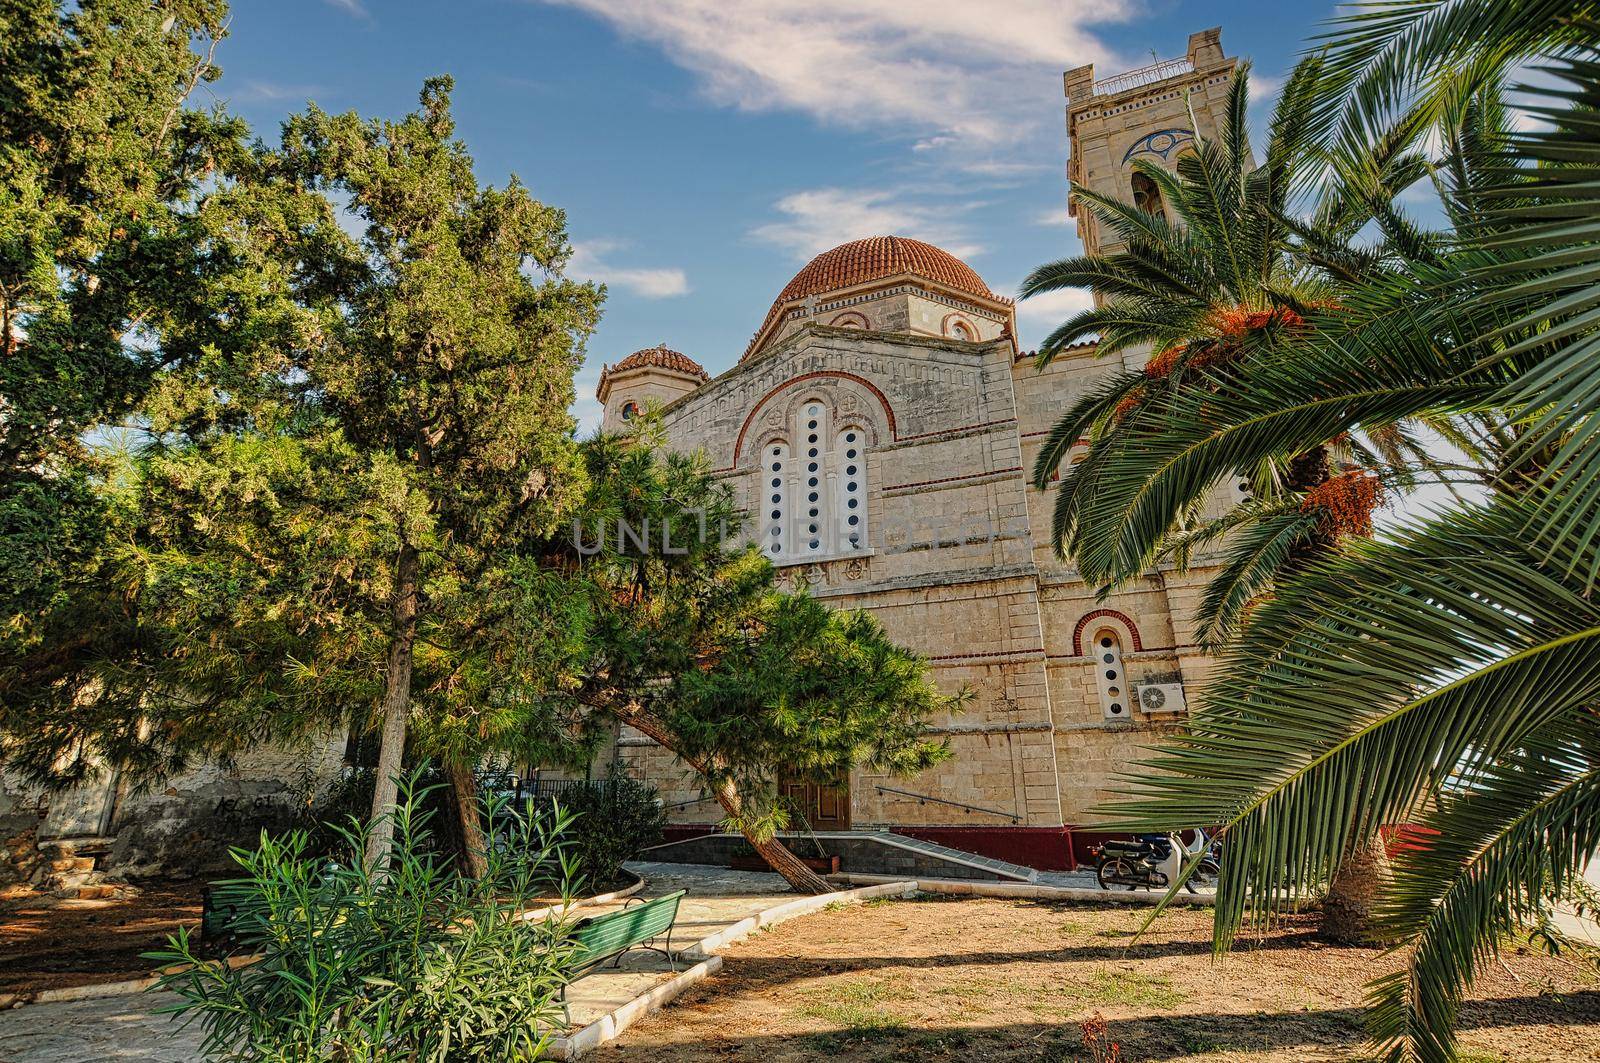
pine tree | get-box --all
[551,434,960,894]
[126,77,601,867]
[0,0,350,784]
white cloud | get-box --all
[1247,71,1282,110]
[532,0,1132,154]
[750,187,982,262]
[569,241,691,299]
[1033,206,1071,227]
[324,0,370,18]
[1010,284,1094,348]
[229,80,328,103]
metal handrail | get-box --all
[661,794,718,812]
[1094,56,1194,98]
[873,785,1020,824]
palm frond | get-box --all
[1366,723,1600,1062]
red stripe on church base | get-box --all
[891,825,1077,871]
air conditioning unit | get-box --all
[1135,682,1186,715]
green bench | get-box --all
[558,889,688,1023]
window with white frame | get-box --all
[1092,628,1129,720]
[763,441,789,558]
[837,425,867,551]
[764,399,869,562]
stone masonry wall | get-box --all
[0,732,347,887]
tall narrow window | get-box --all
[765,442,789,558]
[1093,629,1129,720]
[837,426,866,550]
[801,401,827,555]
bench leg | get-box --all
[631,929,681,972]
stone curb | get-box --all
[0,954,257,1011]
[826,872,1216,905]
[541,879,918,1060]
[514,870,646,924]
[0,872,649,1012]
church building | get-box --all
[599,30,1240,870]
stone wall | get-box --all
[0,732,347,888]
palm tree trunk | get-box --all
[621,706,831,895]
[447,758,489,879]
[1280,457,1394,945]
[1318,832,1392,944]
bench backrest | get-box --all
[569,890,685,964]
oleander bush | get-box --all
[148,767,580,1062]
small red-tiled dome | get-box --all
[742,236,1004,361]
[598,344,710,399]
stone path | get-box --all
[0,863,799,1063]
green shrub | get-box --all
[149,767,580,1062]
[552,776,666,891]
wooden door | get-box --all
[780,773,850,831]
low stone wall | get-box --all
[0,733,347,889]
[639,831,1015,881]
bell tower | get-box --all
[1063,28,1239,256]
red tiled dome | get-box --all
[599,344,709,395]
[742,236,1003,361]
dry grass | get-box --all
[596,893,1600,1062]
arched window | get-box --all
[764,441,789,558]
[1131,171,1165,220]
[764,400,869,562]
[1092,629,1129,720]
[799,401,827,555]
[837,426,867,551]
[619,400,640,421]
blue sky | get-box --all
[211,0,1343,429]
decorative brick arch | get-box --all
[733,371,897,467]
[1072,608,1143,657]
[829,311,869,329]
[941,312,978,340]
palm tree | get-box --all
[1094,7,1600,1058]
[1022,59,1476,651]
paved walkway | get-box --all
[0,863,798,1063]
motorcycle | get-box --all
[1095,829,1221,893]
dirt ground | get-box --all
[597,894,1600,1062]
[0,882,203,995]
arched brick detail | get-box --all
[941,312,978,340]
[1071,608,1143,657]
[733,371,897,467]
[829,311,869,329]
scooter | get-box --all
[1095,830,1220,893]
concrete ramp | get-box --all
[640,830,1038,883]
